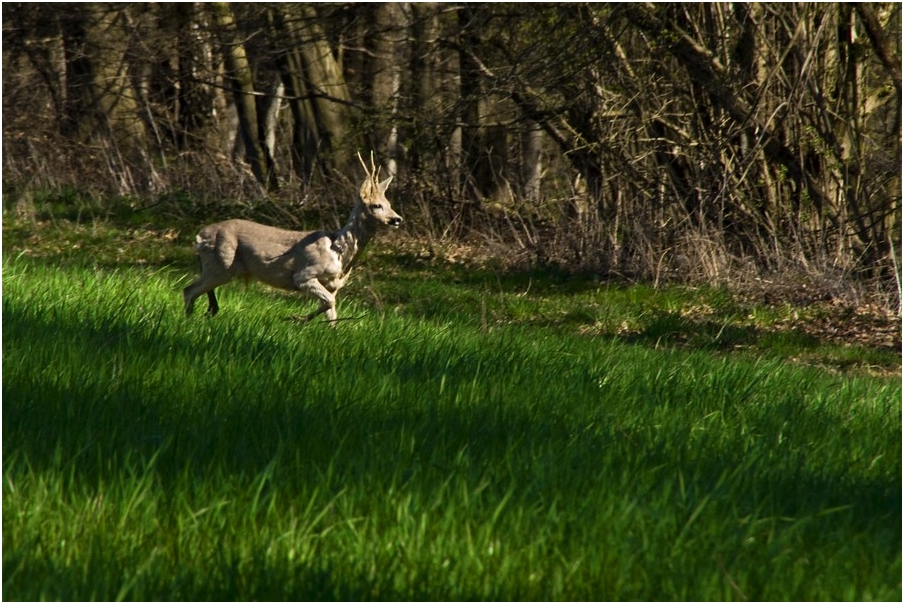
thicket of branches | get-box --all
[3,3,901,294]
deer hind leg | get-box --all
[184,259,232,316]
[206,291,219,315]
[184,278,228,316]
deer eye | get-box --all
[369,203,383,211]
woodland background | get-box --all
[2,3,901,298]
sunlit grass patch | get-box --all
[3,248,900,600]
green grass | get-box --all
[2,218,901,600]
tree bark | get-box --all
[210,2,277,191]
[59,4,149,189]
[296,4,357,178]
[458,6,508,205]
[854,4,902,96]
[371,3,408,176]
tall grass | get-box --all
[3,257,901,600]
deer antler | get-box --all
[357,150,382,183]
[357,151,372,179]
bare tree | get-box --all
[3,1,899,287]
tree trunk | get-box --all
[458,6,508,206]
[210,2,277,191]
[269,7,320,182]
[169,3,212,150]
[296,4,357,178]
[59,4,149,191]
[370,3,407,176]
[408,2,442,173]
[521,121,543,203]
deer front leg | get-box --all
[295,276,337,324]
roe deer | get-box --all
[183,152,402,324]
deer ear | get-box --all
[378,175,393,194]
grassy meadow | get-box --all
[2,214,901,600]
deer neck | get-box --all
[331,205,377,272]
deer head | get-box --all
[357,151,402,228]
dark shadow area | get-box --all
[619,311,760,350]
[4,263,901,599]
[4,304,899,520]
[371,248,613,295]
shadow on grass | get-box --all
[619,312,759,350]
[3,266,901,599]
[4,303,899,523]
